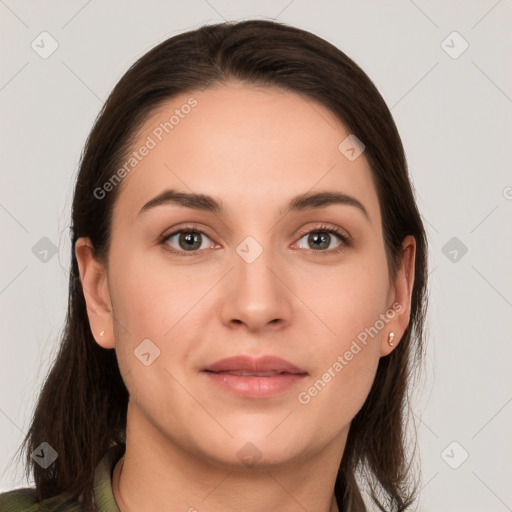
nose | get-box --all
[219,241,293,333]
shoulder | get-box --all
[0,444,124,512]
[0,487,83,511]
[0,487,38,511]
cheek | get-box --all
[108,248,199,336]
[299,246,391,340]
[297,323,382,432]
[324,350,380,423]
[294,245,389,414]
[118,353,191,440]
[108,249,218,382]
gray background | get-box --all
[1,1,511,510]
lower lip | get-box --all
[203,371,306,398]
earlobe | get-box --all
[75,237,115,349]
[380,235,416,357]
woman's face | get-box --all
[77,82,415,469]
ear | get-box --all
[380,235,416,357]
[75,237,115,349]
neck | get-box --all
[113,461,340,512]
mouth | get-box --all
[202,356,307,398]
[207,370,292,377]
[203,355,306,374]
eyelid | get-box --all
[160,222,213,240]
[295,222,350,242]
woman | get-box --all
[1,19,428,512]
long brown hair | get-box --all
[14,19,428,511]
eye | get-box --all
[161,224,216,256]
[294,224,349,254]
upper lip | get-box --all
[203,356,307,374]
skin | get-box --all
[76,82,416,512]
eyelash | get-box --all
[159,223,350,257]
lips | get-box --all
[203,355,306,375]
[218,370,282,377]
[202,356,307,398]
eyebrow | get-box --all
[137,188,369,220]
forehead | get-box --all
[111,82,381,226]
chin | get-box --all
[206,428,312,468]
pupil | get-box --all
[310,232,329,250]
[181,232,200,250]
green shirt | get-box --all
[0,445,124,511]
